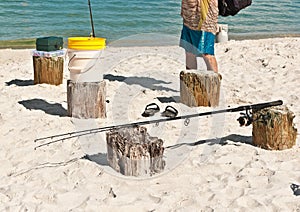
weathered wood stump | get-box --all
[106,126,165,177]
[252,105,297,150]
[67,80,106,119]
[33,56,63,85]
[180,70,222,107]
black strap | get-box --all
[162,105,178,118]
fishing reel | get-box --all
[237,109,253,127]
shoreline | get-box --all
[1,32,300,49]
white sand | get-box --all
[0,37,300,211]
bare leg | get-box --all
[203,54,218,73]
[185,51,197,70]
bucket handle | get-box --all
[68,53,97,74]
[68,54,76,68]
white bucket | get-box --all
[68,49,103,82]
[216,24,229,43]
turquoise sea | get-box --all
[0,0,299,45]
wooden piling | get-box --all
[252,105,297,150]
[33,56,63,85]
[67,80,106,119]
[180,70,222,107]
[106,126,165,177]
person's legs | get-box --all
[203,54,218,73]
[180,25,218,72]
[180,25,198,70]
[185,51,218,72]
[200,31,218,73]
[185,51,197,70]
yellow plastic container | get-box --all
[67,37,106,82]
[68,37,106,50]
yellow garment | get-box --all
[181,0,218,34]
[199,0,210,29]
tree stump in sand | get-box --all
[252,105,297,150]
[67,80,106,119]
[180,70,222,107]
[106,126,165,177]
[33,56,63,85]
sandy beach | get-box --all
[0,37,300,211]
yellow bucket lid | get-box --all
[68,37,106,50]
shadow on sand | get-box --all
[166,134,253,149]
[6,79,34,86]
[104,74,178,92]
[18,98,67,117]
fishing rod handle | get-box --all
[251,100,283,109]
[232,100,283,112]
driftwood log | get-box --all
[67,80,106,119]
[252,105,297,150]
[106,126,165,177]
[33,56,63,85]
[180,70,222,107]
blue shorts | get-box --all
[180,24,215,56]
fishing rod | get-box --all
[88,0,95,37]
[34,100,283,149]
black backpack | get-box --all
[219,0,252,16]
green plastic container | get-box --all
[36,36,63,52]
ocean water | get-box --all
[0,0,299,44]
